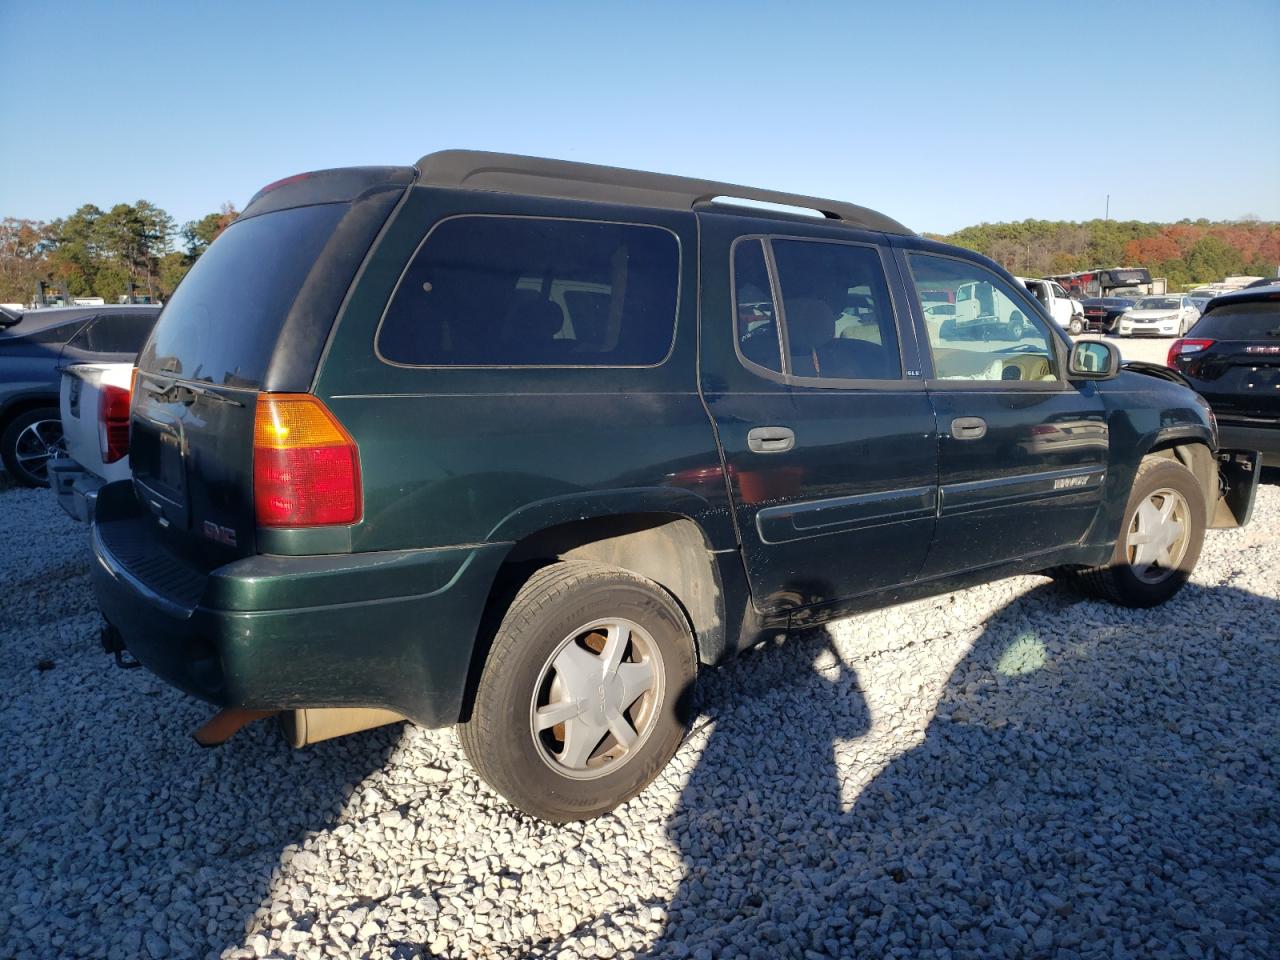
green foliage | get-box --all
[182,204,238,258]
[0,200,238,304]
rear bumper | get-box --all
[90,485,510,727]
[1217,422,1280,461]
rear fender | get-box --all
[487,490,742,665]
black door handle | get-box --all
[951,416,987,440]
[747,426,796,454]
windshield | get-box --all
[138,203,348,386]
[1136,297,1179,311]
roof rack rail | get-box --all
[414,150,912,236]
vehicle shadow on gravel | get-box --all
[643,580,1279,959]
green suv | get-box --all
[91,152,1260,821]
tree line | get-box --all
[3,202,1277,307]
[0,202,237,305]
[927,218,1280,288]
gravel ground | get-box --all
[1,478,1278,960]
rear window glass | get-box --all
[69,312,158,354]
[138,203,347,386]
[377,216,679,367]
[1193,300,1280,339]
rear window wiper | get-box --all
[140,377,244,407]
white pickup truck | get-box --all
[1017,277,1086,335]
[48,363,133,521]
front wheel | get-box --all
[458,560,697,821]
[1068,457,1205,607]
[1,406,63,487]
[1067,316,1084,336]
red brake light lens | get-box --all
[1167,338,1214,368]
[99,383,131,464]
[253,394,361,527]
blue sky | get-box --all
[1,0,1277,236]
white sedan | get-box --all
[1115,295,1200,337]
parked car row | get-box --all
[1079,294,1201,337]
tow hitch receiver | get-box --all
[100,623,140,669]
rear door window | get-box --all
[771,239,902,381]
[377,216,680,367]
[1193,301,1280,339]
[138,203,348,386]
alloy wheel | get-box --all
[1125,487,1191,584]
[529,617,664,780]
[13,418,64,483]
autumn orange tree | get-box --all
[931,219,1280,288]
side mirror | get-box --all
[1068,340,1119,380]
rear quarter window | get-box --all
[1192,301,1280,339]
[377,216,680,367]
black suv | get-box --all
[1169,286,1280,464]
[90,152,1258,821]
[0,305,160,486]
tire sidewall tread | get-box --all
[1073,457,1206,608]
[458,560,696,822]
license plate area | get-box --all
[131,411,190,530]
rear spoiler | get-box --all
[240,166,417,220]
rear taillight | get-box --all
[1167,338,1214,367]
[99,383,131,464]
[253,394,361,527]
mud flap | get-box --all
[1210,449,1261,529]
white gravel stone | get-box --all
[1,476,1278,958]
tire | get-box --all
[1069,457,1205,608]
[457,560,697,821]
[1,406,63,488]
[1007,317,1025,341]
[1068,316,1084,336]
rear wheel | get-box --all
[1,407,63,487]
[458,560,697,821]
[1068,457,1205,607]
[1007,315,1025,340]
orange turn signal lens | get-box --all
[252,394,361,527]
